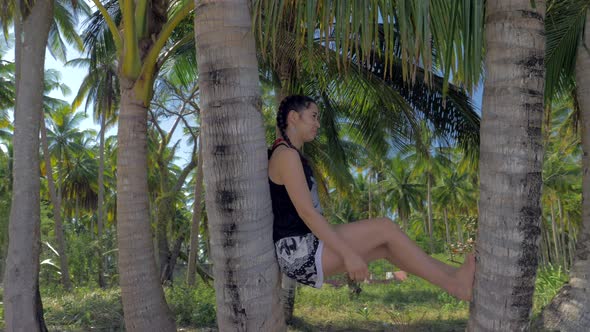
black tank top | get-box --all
[269,142,323,242]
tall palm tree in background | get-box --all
[467,1,546,330]
[40,70,75,290]
[0,35,14,280]
[3,0,54,329]
[433,163,477,252]
[383,156,424,232]
[148,77,198,283]
[70,35,120,288]
[403,122,453,253]
[87,0,195,328]
[536,1,590,329]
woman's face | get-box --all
[295,103,321,142]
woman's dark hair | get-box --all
[277,95,316,149]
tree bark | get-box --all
[558,198,568,269]
[426,175,435,253]
[550,201,561,267]
[3,0,53,330]
[537,11,590,331]
[116,85,176,331]
[97,113,106,288]
[443,208,451,252]
[194,0,285,330]
[187,139,204,286]
[157,158,197,283]
[40,112,71,290]
[467,1,546,331]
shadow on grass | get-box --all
[289,317,468,332]
[359,288,445,307]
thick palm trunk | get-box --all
[40,112,72,290]
[3,0,53,330]
[117,85,176,331]
[467,1,546,331]
[537,11,590,331]
[194,0,285,330]
[97,114,106,288]
[187,141,204,286]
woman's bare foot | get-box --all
[448,254,476,301]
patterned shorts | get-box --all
[275,233,324,288]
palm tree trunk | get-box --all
[40,112,72,290]
[426,175,435,254]
[443,208,451,252]
[156,196,172,282]
[467,1,546,330]
[539,220,548,267]
[167,235,184,282]
[457,218,464,243]
[545,219,554,264]
[537,11,590,331]
[117,85,176,331]
[566,215,574,269]
[97,113,106,288]
[187,139,204,286]
[398,207,409,232]
[3,0,53,330]
[194,0,284,329]
[280,275,297,324]
[550,201,561,267]
[558,198,568,269]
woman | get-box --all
[269,95,475,301]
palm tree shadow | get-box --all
[288,316,468,332]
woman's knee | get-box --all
[374,217,401,233]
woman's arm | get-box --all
[272,148,368,280]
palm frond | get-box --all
[252,0,484,94]
[544,0,590,101]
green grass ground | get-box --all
[0,256,567,331]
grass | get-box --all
[0,257,568,331]
[290,271,470,331]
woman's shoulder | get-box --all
[270,145,300,162]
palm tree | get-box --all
[403,122,453,254]
[536,2,590,329]
[383,156,424,232]
[433,161,477,253]
[40,71,75,290]
[0,37,14,280]
[87,0,195,328]
[3,0,54,330]
[148,78,198,283]
[467,1,546,330]
[70,35,120,288]
[194,0,285,329]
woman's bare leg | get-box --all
[321,218,475,301]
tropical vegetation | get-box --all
[0,0,588,331]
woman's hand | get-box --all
[344,252,369,281]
